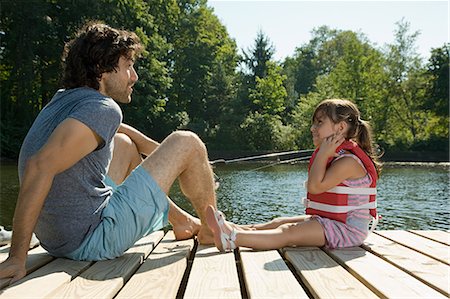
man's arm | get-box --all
[0,118,102,283]
[118,123,159,156]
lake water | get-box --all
[0,162,449,230]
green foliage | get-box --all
[239,112,297,151]
[249,62,287,115]
[159,3,239,142]
[242,30,275,80]
[380,19,434,147]
[423,44,449,116]
[286,21,448,154]
[1,0,172,156]
[0,4,447,158]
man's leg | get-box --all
[108,133,143,185]
[109,131,214,244]
[140,131,216,244]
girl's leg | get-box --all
[207,206,326,251]
[235,220,326,250]
[241,215,312,231]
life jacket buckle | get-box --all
[301,197,310,209]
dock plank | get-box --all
[1,230,449,299]
[376,230,450,265]
[47,231,164,299]
[325,246,447,298]
[115,231,194,299]
[0,258,91,298]
[183,245,241,299]
[239,248,309,298]
[0,246,54,289]
[284,247,377,298]
[409,230,450,246]
[363,233,450,296]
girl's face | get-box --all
[310,111,340,147]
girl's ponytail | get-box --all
[356,119,383,175]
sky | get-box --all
[208,1,449,61]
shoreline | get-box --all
[209,149,449,161]
[2,159,449,169]
[2,150,449,165]
[2,147,448,162]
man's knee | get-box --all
[168,131,207,154]
[114,133,136,152]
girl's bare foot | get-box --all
[205,205,237,251]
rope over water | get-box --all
[210,149,314,188]
[209,149,314,165]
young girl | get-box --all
[206,99,382,251]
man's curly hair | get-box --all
[61,22,143,90]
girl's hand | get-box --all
[318,133,345,158]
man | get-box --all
[0,22,216,283]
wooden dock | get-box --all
[0,230,448,298]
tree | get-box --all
[323,31,387,136]
[424,44,449,117]
[383,19,428,146]
[161,3,239,143]
[239,112,297,151]
[289,28,388,149]
[419,44,449,150]
[0,0,172,157]
[249,61,287,115]
[282,26,339,117]
[236,31,274,111]
[242,30,275,80]
[1,1,62,156]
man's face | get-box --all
[98,56,138,104]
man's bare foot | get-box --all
[197,225,215,245]
[172,215,201,241]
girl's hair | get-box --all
[61,21,143,90]
[313,99,382,175]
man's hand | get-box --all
[0,256,27,284]
[3,117,102,282]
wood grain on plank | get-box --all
[376,230,450,265]
[184,245,241,299]
[409,230,450,246]
[115,231,194,299]
[363,233,450,296]
[0,246,54,290]
[284,247,377,298]
[240,248,309,298]
[47,231,164,299]
[0,258,91,298]
[326,246,447,298]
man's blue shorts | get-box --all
[65,166,169,260]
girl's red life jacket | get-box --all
[305,140,378,224]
